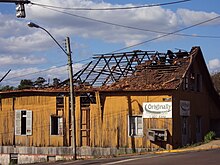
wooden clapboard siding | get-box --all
[0,94,70,147]
[63,96,70,146]
[86,92,172,149]
[0,98,14,145]
[75,96,81,147]
[101,96,129,147]
[90,92,102,147]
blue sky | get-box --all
[0,0,220,86]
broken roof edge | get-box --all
[98,47,194,91]
[192,47,220,107]
[175,46,199,90]
[1,46,214,95]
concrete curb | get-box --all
[154,145,220,154]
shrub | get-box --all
[204,131,216,143]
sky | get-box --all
[0,0,220,87]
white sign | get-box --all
[143,102,172,118]
[180,100,190,116]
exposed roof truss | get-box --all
[71,50,189,87]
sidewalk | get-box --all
[155,140,220,154]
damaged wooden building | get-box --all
[0,46,220,163]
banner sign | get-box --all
[143,102,172,118]
[180,100,190,116]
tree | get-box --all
[53,78,61,87]
[211,72,220,94]
[0,85,14,91]
[34,77,46,88]
[18,79,33,90]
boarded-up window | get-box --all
[50,116,63,135]
[128,116,143,137]
[15,110,32,136]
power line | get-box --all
[4,64,67,81]
[34,5,220,40]
[3,57,92,82]
[30,0,191,11]
[110,15,220,53]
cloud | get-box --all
[0,63,84,87]
[2,1,219,56]
[208,59,220,71]
[176,9,220,26]
[1,0,220,86]
[0,55,46,65]
[26,1,179,44]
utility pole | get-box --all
[28,22,77,160]
[65,37,77,160]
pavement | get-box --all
[155,139,220,154]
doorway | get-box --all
[181,116,189,146]
[196,116,202,142]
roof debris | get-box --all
[0,47,199,94]
[73,48,193,91]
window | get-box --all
[128,116,143,136]
[15,110,32,135]
[56,96,64,109]
[190,73,196,91]
[181,117,188,135]
[183,75,189,90]
[183,73,202,92]
[50,116,63,135]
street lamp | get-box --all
[27,22,76,159]
[27,22,67,55]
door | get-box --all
[181,116,189,146]
[196,116,202,142]
[80,106,90,146]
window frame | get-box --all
[50,115,63,136]
[183,75,189,91]
[128,116,143,137]
[15,110,32,136]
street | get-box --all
[35,149,220,165]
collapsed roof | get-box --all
[68,47,197,91]
[0,47,204,94]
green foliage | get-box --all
[18,79,34,90]
[53,78,61,87]
[0,85,15,91]
[34,77,46,87]
[204,131,216,143]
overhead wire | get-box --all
[30,0,191,11]
[3,57,93,82]
[4,64,67,81]
[32,5,220,40]
[5,1,219,83]
[110,15,220,53]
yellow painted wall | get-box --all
[79,93,173,149]
[0,95,70,147]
